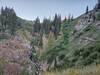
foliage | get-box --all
[0,7,18,35]
[86,6,89,14]
[33,14,61,39]
[42,18,51,34]
[41,16,100,71]
[96,13,100,20]
[41,20,76,70]
[33,17,41,33]
[42,65,100,75]
[21,68,30,75]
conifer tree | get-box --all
[86,6,89,14]
[42,18,51,34]
[33,17,41,33]
[68,14,71,21]
[0,7,17,35]
[52,14,61,39]
[9,8,17,35]
[97,0,100,9]
[0,7,5,32]
[53,14,58,39]
[71,15,74,21]
[63,17,67,22]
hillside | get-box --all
[0,2,100,75]
[41,9,100,71]
[0,10,33,41]
[0,34,39,75]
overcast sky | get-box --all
[0,0,97,21]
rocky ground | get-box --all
[0,36,37,75]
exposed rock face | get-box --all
[75,11,96,32]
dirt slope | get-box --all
[0,36,36,75]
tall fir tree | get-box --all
[10,8,17,35]
[42,18,51,34]
[86,6,89,14]
[98,0,100,9]
[53,14,61,39]
[33,17,41,33]
[63,17,67,22]
[0,7,17,35]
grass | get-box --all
[17,29,32,42]
[42,65,100,75]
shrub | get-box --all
[96,13,100,20]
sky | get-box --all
[0,0,97,21]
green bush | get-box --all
[96,13,100,20]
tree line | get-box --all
[33,14,62,39]
[0,7,18,35]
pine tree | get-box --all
[0,7,17,35]
[63,17,67,22]
[9,8,17,35]
[0,7,5,32]
[86,6,89,14]
[52,14,62,39]
[57,15,61,34]
[39,32,43,48]
[97,0,100,9]
[68,14,71,21]
[42,18,51,34]
[33,17,41,33]
[71,15,74,21]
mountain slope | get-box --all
[41,9,100,70]
[0,36,38,75]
